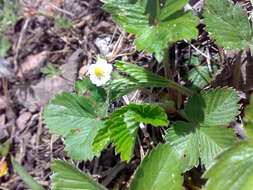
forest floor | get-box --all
[0,0,253,189]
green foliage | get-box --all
[185,88,240,126]
[0,140,10,157]
[75,77,108,117]
[54,16,71,29]
[12,158,46,190]
[166,87,239,170]
[244,94,253,139]
[51,160,107,190]
[166,121,236,170]
[203,141,253,190]
[187,57,219,90]
[0,38,10,57]
[0,0,19,32]
[43,92,104,161]
[203,0,252,50]
[110,61,193,99]
[103,0,199,60]
[130,143,183,190]
[41,63,62,79]
[93,103,169,161]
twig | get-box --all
[185,40,210,60]
[14,17,31,71]
[101,163,126,186]
[36,108,44,146]
[47,2,74,17]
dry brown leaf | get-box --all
[15,49,83,108]
[16,112,32,130]
[17,51,48,78]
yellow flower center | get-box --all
[94,67,105,77]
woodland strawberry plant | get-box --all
[31,0,253,189]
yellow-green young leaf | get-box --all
[130,143,184,190]
[203,141,253,190]
[185,87,240,126]
[244,94,253,139]
[166,121,236,170]
[93,104,169,161]
[51,160,107,190]
[203,0,252,50]
[43,93,103,161]
[103,0,199,60]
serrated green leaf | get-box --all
[75,77,108,117]
[203,0,252,50]
[130,143,183,190]
[12,158,46,190]
[188,65,211,89]
[203,141,253,190]
[75,77,106,103]
[44,93,96,136]
[103,0,199,60]
[166,121,236,170]
[110,61,193,99]
[43,93,102,161]
[93,103,169,161]
[185,88,240,126]
[51,160,107,190]
[159,0,188,20]
[65,121,102,161]
[244,94,253,139]
[112,103,169,126]
[166,87,239,170]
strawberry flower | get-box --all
[88,58,113,86]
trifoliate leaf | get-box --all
[43,92,103,161]
[130,143,184,190]
[103,0,199,60]
[166,121,236,170]
[51,160,107,190]
[203,0,252,50]
[244,95,253,139]
[93,103,169,161]
[185,88,240,126]
[166,87,239,170]
[203,141,253,190]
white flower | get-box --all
[88,58,113,86]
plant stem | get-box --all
[162,46,194,96]
[163,47,171,79]
[232,50,243,89]
[166,79,194,96]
